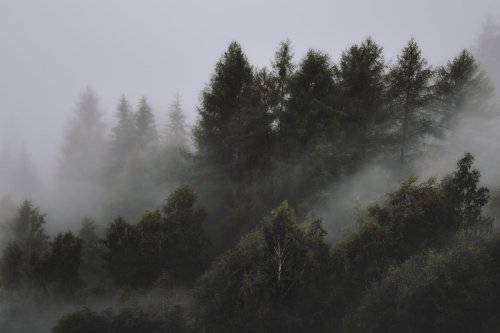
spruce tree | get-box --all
[387,39,433,165]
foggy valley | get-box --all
[1,1,500,332]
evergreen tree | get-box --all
[387,39,433,165]
[475,17,500,97]
[8,200,48,255]
[194,41,254,175]
[282,49,339,205]
[165,94,188,148]
[56,88,107,221]
[135,96,158,149]
[110,95,137,166]
[434,49,493,127]
[337,37,386,163]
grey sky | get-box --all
[1,0,499,178]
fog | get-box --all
[1,1,500,332]
[1,0,499,178]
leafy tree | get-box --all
[103,217,141,286]
[37,232,82,294]
[162,185,208,281]
[329,153,491,329]
[195,202,331,333]
[387,38,433,165]
[337,37,386,163]
[53,306,108,333]
[78,218,106,289]
[0,242,24,289]
[345,235,500,333]
[272,39,295,131]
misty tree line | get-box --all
[1,26,500,332]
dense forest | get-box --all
[1,18,500,333]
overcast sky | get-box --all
[1,0,499,178]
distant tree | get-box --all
[475,17,500,97]
[135,96,158,149]
[57,88,107,221]
[337,37,387,163]
[8,199,49,255]
[387,38,433,165]
[109,95,137,167]
[59,88,106,181]
[434,49,494,127]
[165,94,188,148]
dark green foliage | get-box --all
[37,232,83,294]
[387,38,433,165]
[103,217,141,286]
[53,306,107,333]
[162,185,208,281]
[195,202,331,333]
[194,41,253,169]
[345,234,500,333]
[78,218,106,288]
[285,49,337,148]
[103,186,208,287]
[0,242,24,289]
[53,306,194,333]
[337,37,386,163]
[329,153,492,329]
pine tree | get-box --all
[165,94,188,149]
[387,39,433,165]
[194,41,254,175]
[337,37,386,163]
[434,49,493,127]
[135,96,158,149]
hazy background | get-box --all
[1,0,499,182]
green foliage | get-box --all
[329,153,492,329]
[53,306,194,333]
[53,306,107,333]
[387,38,433,164]
[195,202,331,333]
[162,185,208,281]
[8,199,49,255]
[337,37,386,163]
[103,186,208,287]
[345,234,500,333]
[0,242,24,289]
[37,232,83,294]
